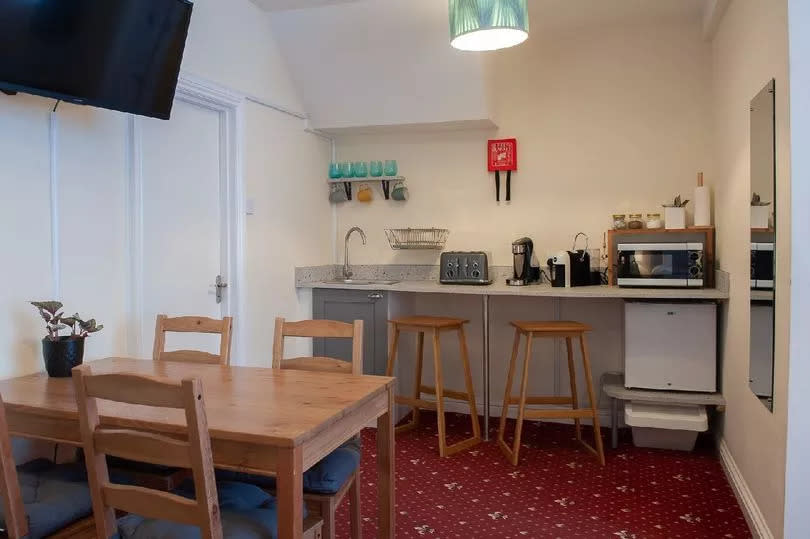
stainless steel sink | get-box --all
[326,279,400,286]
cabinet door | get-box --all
[313,289,388,375]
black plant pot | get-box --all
[41,336,84,377]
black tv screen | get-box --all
[0,0,193,120]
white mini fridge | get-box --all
[624,302,717,392]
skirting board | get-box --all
[717,437,774,539]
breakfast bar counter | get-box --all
[297,266,729,440]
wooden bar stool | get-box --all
[497,321,605,466]
[386,316,481,457]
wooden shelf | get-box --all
[606,226,715,287]
[610,226,715,235]
[751,228,775,232]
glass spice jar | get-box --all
[612,214,627,230]
[628,213,644,229]
[646,212,663,229]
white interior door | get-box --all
[138,99,228,357]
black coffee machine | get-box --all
[507,237,540,286]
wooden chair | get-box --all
[386,316,482,458]
[153,314,233,365]
[272,317,363,539]
[72,365,322,539]
[497,321,605,466]
[109,314,233,491]
[0,393,95,539]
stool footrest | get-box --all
[395,396,437,410]
[523,408,596,420]
[420,385,474,402]
[443,436,482,457]
[507,396,573,405]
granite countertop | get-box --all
[299,279,728,300]
[296,265,730,300]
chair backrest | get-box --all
[72,365,222,539]
[272,318,363,375]
[153,314,233,365]
[0,395,28,539]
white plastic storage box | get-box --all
[624,402,708,451]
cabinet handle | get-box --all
[368,292,383,300]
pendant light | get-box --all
[449,0,529,52]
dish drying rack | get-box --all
[385,228,449,250]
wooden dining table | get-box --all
[0,357,396,538]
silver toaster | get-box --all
[440,252,492,285]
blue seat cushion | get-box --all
[215,437,361,495]
[0,459,92,539]
[117,481,306,539]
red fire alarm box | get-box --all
[488,138,517,172]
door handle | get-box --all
[368,292,383,300]
[215,275,228,304]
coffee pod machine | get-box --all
[507,237,541,286]
[549,250,592,287]
[549,233,594,288]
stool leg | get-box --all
[412,331,424,429]
[432,328,448,457]
[385,326,399,377]
[565,337,582,442]
[498,329,522,461]
[579,334,605,466]
[458,325,481,441]
[511,332,533,466]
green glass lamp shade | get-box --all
[449,0,529,51]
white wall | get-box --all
[243,105,332,365]
[784,0,810,534]
[334,18,712,266]
[0,0,326,379]
[711,0,790,536]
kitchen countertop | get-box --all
[299,279,729,300]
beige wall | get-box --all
[334,19,712,266]
[711,0,790,536]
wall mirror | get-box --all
[749,79,776,411]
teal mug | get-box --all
[383,160,398,177]
[328,162,342,179]
[339,161,353,178]
[391,182,408,201]
[370,160,383,177]
[352,161,368,178]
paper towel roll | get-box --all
[694,185,711,226]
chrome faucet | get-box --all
[343,226,367,280]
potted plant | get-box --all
[751,193,772,229]
[30,301,103,377]
[663,195,689,230]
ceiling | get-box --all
[251,0,364,11]
[254,0,707,25]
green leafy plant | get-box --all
[30,301,103,341]
[663,195,690,208]
[751,193,771,206]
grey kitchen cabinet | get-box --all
[312,288,389,375]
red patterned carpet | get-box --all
[335,412,750,538]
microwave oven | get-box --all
[617,242,705,288]
[751,242,774,290]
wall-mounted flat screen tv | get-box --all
[0,0,193,120]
